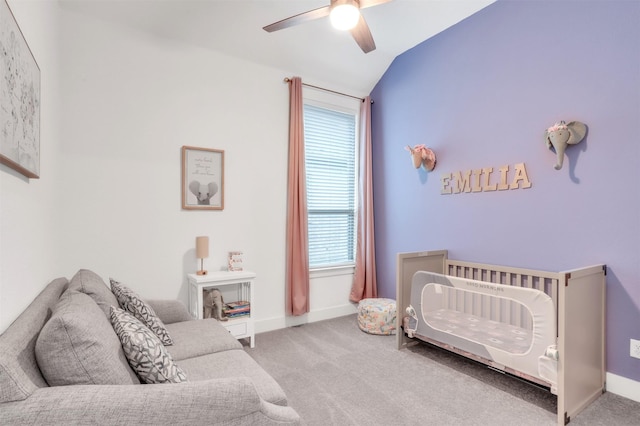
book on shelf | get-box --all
[225,300,250,309]
[223,301,250,317]
[224,309,251,317]
[226,311,250,319]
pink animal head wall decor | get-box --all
[405,144,437,172]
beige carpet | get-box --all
[245,314,640,426]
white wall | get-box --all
[1,0,64,331]
[0,1,356,334]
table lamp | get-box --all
[196,236,209,275]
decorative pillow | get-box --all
[68,269,119,318]
[35,291,140,386]
[110,278,173,346]
[110,307,187,384]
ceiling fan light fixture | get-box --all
[330,0,360,31]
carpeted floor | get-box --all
[245,314,640,426]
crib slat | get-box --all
[473,284,482,317]
[491,291,499,321]
[550,278,559,336]
[512,275,523,327]
[486,294,492,320]
[466,290,474,314]
[503,273,512,325]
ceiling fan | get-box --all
[263,0,393,54]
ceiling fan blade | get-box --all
[263,6,331,32]
[359,0,393,9]
[350,15,376,53]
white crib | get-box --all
[396,250,606,426]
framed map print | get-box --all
[181,146,224,210]
[0,0,40,179]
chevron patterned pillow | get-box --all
[110,307,187,384]
[110,278,173,346]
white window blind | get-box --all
[303,103,357,268]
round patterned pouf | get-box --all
[357,298,397,335]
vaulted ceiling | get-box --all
[61,0,495,94]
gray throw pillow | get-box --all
[110,307,187,384]
[35,291,140,386]
[68,269,119,318]
[110,278,173,346]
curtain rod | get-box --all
[284,77,373,103]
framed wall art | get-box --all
[0,0,40,179]
[182,146,224,210]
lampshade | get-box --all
[196,236,209,259]
[330,0,360,31]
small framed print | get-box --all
[181,146,224,210]
[228,251,243,271]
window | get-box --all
[303,99,358,269]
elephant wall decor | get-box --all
[189,181,218,205]
[545,121,587,170]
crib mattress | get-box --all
[424,309,531,355]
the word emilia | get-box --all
[441,163,532,195]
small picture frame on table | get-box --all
[228,251,243,272]
[181,146,224,210]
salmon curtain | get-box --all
[285,77,310,316]
[350,96,377,302]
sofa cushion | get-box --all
[146,299,193,324]
[178,350,288,406]
[0,278,68,403]
[110,307,187,384]
[35,291,140,386]
[164,318,242,361]
[110,278,173,346]
[67,269,119,318]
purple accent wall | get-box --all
[370,1,640,382]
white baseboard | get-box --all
[255,303,357,334]
[606,372,640,402]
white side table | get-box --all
[187,270,256,348]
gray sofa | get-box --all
[0,270,300,425]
